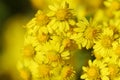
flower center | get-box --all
[37,33,49,42]
[84,27,98,40]
[101,36,113,48]
[87,67,98,79]
[56,9,71,21]
[23,44,35,57]
[35,12,49,26]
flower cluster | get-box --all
[18,0,120,80]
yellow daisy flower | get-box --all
[81,20,101,49]
[35,10,50,26]
[93,28,116,57]
[81,60,100,80]
[25,10,50,35]
[47,1,76,35]
[81,59,110,80]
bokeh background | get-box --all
[0,0,37,80]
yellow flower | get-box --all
[93,28,115,57]
[17,0,120,80]
[81,21,101,49]
[35,10,50,26]
[81,59,110,80]
[81,60,100,80]
[47,2,76,35]
[25,10,50,35]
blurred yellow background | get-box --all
[0,0,35,80]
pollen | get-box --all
[56,8,71,21]
[87,66,98,79]
[23,44,35,57]
[35,11,49,26]
[84,27,99,40]
[38,64,50,77]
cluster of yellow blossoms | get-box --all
[17,0,120,80]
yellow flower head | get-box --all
[35,10,50,26]
[93,28,115,57]
[49,1,73,20]
[47,2,77,35]
[82,22,101,49]
[81,60,100,80]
